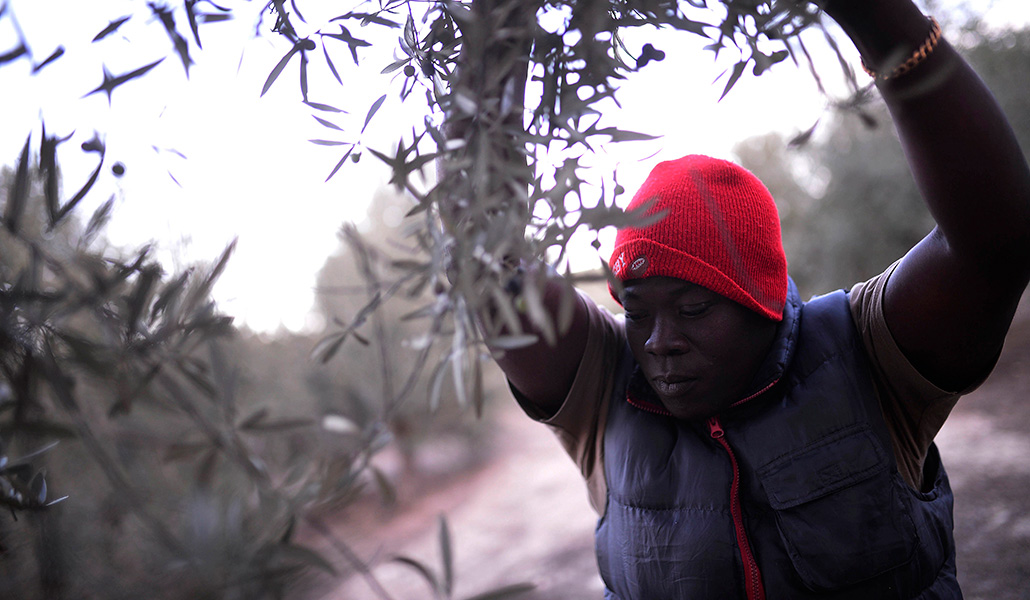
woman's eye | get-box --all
[680,303,711,317]
[624,310,646,322]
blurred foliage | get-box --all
[0,146,518,599]
[0,1,550,597]
[312,188,499,461]
[390,515,536,600]
[3,0,865,418]
[734,22,1030,298]
[1,143,319,598]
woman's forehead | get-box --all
[620,277,719,302]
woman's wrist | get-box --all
[819,0,935,76]
[860,17,942,81]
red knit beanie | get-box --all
[609,154,788,321]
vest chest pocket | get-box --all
[754,424,917,591]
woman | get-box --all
[489,0,1030,597]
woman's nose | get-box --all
[644,315,689,355]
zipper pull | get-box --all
[707,416,724,438]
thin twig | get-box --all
[304,514,399,600]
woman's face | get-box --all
[620,276,778,420]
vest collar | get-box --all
[737,277,802,403]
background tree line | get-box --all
[0,157,505,599]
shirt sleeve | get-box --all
[510,289,625,514]
[849,261,987,489]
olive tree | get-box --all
[0,1,879,598]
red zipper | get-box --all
[626,392,673,416]
[708,416,765,600]
[729,378,779,409]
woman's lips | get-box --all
[650,376,697,397]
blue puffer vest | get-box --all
[595,281,960,599]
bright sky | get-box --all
[2,1,1028,333]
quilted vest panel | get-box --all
[596,287,959,599]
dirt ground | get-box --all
[308,304,1030,600]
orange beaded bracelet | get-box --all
[861,17,942,81]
